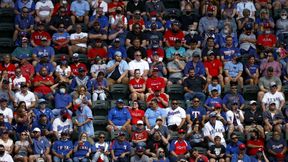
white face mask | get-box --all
[224,29,229,34]
[190,31,197,35]
[281,15,287,19]
[82,137,87,141]
[59,88,66,94]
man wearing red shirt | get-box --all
[257,29,276,49]
[164,21,185,47]
[169,129,192,161]
[146,67,166,95]
[20,59,35,80]
[0,55,16,78]
[129,101,145,126]
[131,120,148,146]
[146,90,168,108]
[33,67,54,101]
[246,129,265,156]
[70,53,88,77]
[146,42,165,63]
[31,22,51,47]
[129,69,146,101]
[204,51,223,85]
[87,39,107,63]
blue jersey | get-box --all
[54,93,72,109]
[205,96,223,107]
[32,46,55,59]
[144,108,166,127]
[52,140,73,155]
[76,106,94,137]
[108,107,131,126]
[33,108,55,122]
[74,141,92,157]
[111,140,131,157]
[32,137,50,154]
[186,106,206,121]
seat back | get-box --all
[166,85,184,100]
[110,84,129,99]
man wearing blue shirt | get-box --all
[226,133,243,162]
[53,83,73,116]
[28,127,52,162]
[33,98,54,122]
[52,132,73,162]
[70,0,90,25]
[108,39,127,59]
[75,104,94,138]
[31,114,53,137]
[186,97,207,126]
[107,99,131,134]
[70,67,92,92]
[111,131,131,162]
[32,37,55,63]
[224,53,244,89]
[14,7,34,42]
[183,52,206,78]
[89,7,108,30]
[144,99,166,129]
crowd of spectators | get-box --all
[0,0,288,161]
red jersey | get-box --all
[171,139,190,155]
[87,48,107,59]
[146,93,168,108]
[164,30,185,47]
[0,63,16,77]
[70,63,87,76]
[129,78,145,90]
[146,48,165,60]
[204,59,223,77]
[257,34,276,48]
[146,77,166,92]
[129,108,145,125]
[108,2,125,16]
[20,63,35,78]
[246,138,265,156]
[131,130,148,141]
[33,75,54,94]
[31,31,51,46]
[128,19,145,28]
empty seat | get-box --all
[243,85,259,100]
[166,85,184,100]
[110,84,129,99]
[0,38,13,47]
[282,85,288,99]
[93,116,107,125]
[0,8,14,23]
[92,100,109,116]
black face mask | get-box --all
[186,11,192,15]
[62,117,67,121]
[207,13,213,17]
[116,10,121,14]
[0,151,4,156]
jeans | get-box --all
[73,157,89,162]
[184,92,206,103]
[53,156,73,162]
[92,152,109,162]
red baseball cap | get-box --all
[239,144,246,150]
[178,129,186,133]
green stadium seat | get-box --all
[93,116,107,125]
[92,100,109,116]
[110,84,129,99]
[234,131,246,143]
[194,147,207,155]
[282,85,288,99]
[243,85,259,100]
[166,85,184,100]
[0,8,14,23]
[0,38,13,47]
[78,54,88,64]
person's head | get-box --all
[40,67,48,77]
[250,129,259,140]
[191,148,200,158]
[61,131,69,140]
[136,120,144,130]
[171,21,180,32]
[75,24,82,33]
[78,85,87,95]
[97,7,103,16]
[38,98,47,109]
[117,131,126,141]
[209,112,217,124]
[230,84,238,94]
[242,9,250,18]
[132,100,139,109]
[133,50,142,61]
[40,37,48,46]
[192,122,201,132]
[114,51,122,62]
[0,98,7,108]
[134,69,141,79]
[152,53,160,62]
[268,102,276,111]
[33,127,41,138]
[21,7,29,17]
[247,55,255,65]
[80,132,88,141]
[207,51,215,61]
[78,67,86,77]
[60,109,70,121]
[192,52,201,62]
[97,71,105,81]
[3,54,10,64]
[59,6,66,16]
[0,144,5,157]
[214,103,222,112]
[37,22,45,31]
[266,51,275,62]
[230,133,239,143]
[192,97,200,107]
[171,100,178,109]
[178,129,186,139]
[173,53,181,60]
[132,23,141,33]
[225,35,233,46]
[280,10,287,20]
[272,130,281,141]
[155,116,163,126]
[231,100,239,110]
[0,114,4,123]
[214,136,221,145]
[223,24,232,35]
[116,99,124,109]
[15,67,22,77]
[266,66,274,77]
[20,83,28,93]
[175,39,181,48]
[58,23,65,33]
[249,100,257,111]
[238,143,246,153]
[93,21,101,31]
[135,145,145,156]
[20,131,28,140]
[1,79,9,90]
[207,37,215,47]
[206,5,215,17]
[133,38,141,48]
[39,114,48,124]
[188,69,195,77]
[270,82,277,93]
[260,9,269,19]
[98,132,106,142]
[115,6,123,15]
[18,101,27,110]
[152,67,159,78]
[133,10,141,20]
[150,99,158,109]
[21,37,28,47]
[157,147,166,158]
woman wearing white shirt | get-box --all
[55,56,71,83]
[226,101,244,139]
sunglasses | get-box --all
[194,101,200,103]
[232,137,238,139]
[22,11,29,13]
[172,103,178,105]
[99,136,105,139]
[21,133,27,136]
[135,54,141,56]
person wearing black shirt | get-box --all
[145,131,168,158]
[49,6,73,33]
[127,38,147,61]
[244,100,264,134]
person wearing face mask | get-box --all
[276,10,288,42]
[126,0,146,17]
[52,131,73,162]
[198,6,218,36]
[33,66,54,101]
[70,53,88,77]
[74,99,94,139]
[31,114,53,137]
[52,23,70,54]
[110,6,128,29]
[70,0,89,25]
[216,24,238,48]
[52,109,73,139]
[88,7,109,30]
[35,0,54,24]
[55,55,71,83]
[181,3,199,31]
[266,130,287,162]
[51,83,73,116]
[0,144,13,161]
[184,23,202,48]
[73,132,93,162]
[13,7,34,42]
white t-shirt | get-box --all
[91,0,108,15]
[203,120,226,145]
[262,91,285,110]
[166,107,186,126]
[52,117,73,137]
[90,64,107,76]
[0,108,13,123]
[128,59,149,75]
[236,1,256,18]
[55,65,71,77]
[12,76,26,90]
[15,91,36,108]
[70,32,88,48]
[0,153,14,162]
[35,0,54,17]
[226,110,244,127]
[0,139,13,153]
